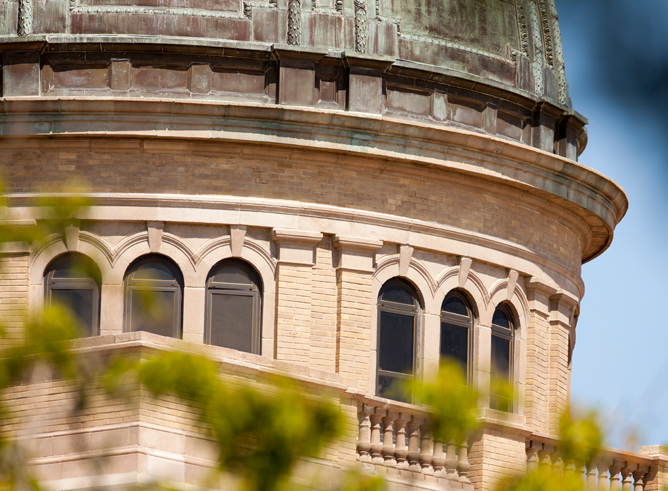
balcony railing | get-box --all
[526,433,661,491]
[352,393,473,490]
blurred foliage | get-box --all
[413,360,480,444]
[559,408,604,467]
[495,467,584,491]
[139,351,344,491]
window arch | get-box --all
[205,259,262,354]
[44,253,101,337]
[490,303,515,412]
[376,278,421,402]
[124,255,183,338]
[440,290,474,381]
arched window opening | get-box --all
[376,279,420,403]
[440,291,474,381]
[490,304,514,412]
[124,255,183,338]
[44,253,101,337]
[205,259,262,354]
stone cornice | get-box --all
[332,235,383,252]
[6,192,585,297]
[0,98,627,264]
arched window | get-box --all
[490,304,514,412]
[44,253,101,337]
[376,279,420,402]
[440,291,474,381]
[124,255,183,338]
[205,259,262,354]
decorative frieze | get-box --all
[528,1,544,96]
[516,0,530,56]
[17,0,33,36]
[538,0,554,67]
[548,0,568,105]
[287,0,301,45]
[354,0,368,53]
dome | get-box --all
[4,0,574,127]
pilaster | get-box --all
[547,290,578,434]
[272,228,323,364]
[333,235,381,391]
[524,277,557,434]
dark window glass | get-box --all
[440,322,468,370]
[379,311,415,374]
[440,291,473,381]
[442,296,468,316]
[51,289,95,337]
[490,305,514,412]
[380,284,415,306]
[492,308,510,329]
[206,259,262,354]
[491,335,510,380]
[125,255,183,338]
[131,261,177,281]
[376,279,419,402]
[210,264,255,286]
[377,375,410,403]
[210,294,254,352]
[129,290,176,337]
[45,253,101,337]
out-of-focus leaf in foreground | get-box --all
[139,351,345,491]
[413,359,479,444]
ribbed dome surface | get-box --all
[0,0,568,105]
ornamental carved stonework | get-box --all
[17,0,33,36]
[548,0,568,105]
[538,0,554,67]
[354,0,368,53]
[516,0,529,56]
[287,0,301,45]
[529,0,544,96]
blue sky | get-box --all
[558,2,668,449]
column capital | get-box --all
[333,235,382,273]
[271,228,323,265]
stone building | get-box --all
[2,0,667,489]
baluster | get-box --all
[356,405,372,462]
[563,458,574,474]
[419,421,434,474]
[406,418,422,471]
[609,460,623,491]
[432,438,446,477]
[621,465,635,491]
[576,463,587,486]
[457,439,471,484]
[445,440,459,482]
[633,467,648,491]
[381,412,397,467]
[369,412,384,463]
[597,459,610,490]
[538,444,552,473]
[586,462,599,490]
[526,441,540,473]
[394,416,409,469]
[552,451,565,476]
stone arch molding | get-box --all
[30,229,276,292]
[434,265,490,321]
[487,277,530,339]
[373,254,437,311]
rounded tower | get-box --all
[0,0,628,489]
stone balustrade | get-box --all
[353,395,473,490]
[526,435,659,490]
